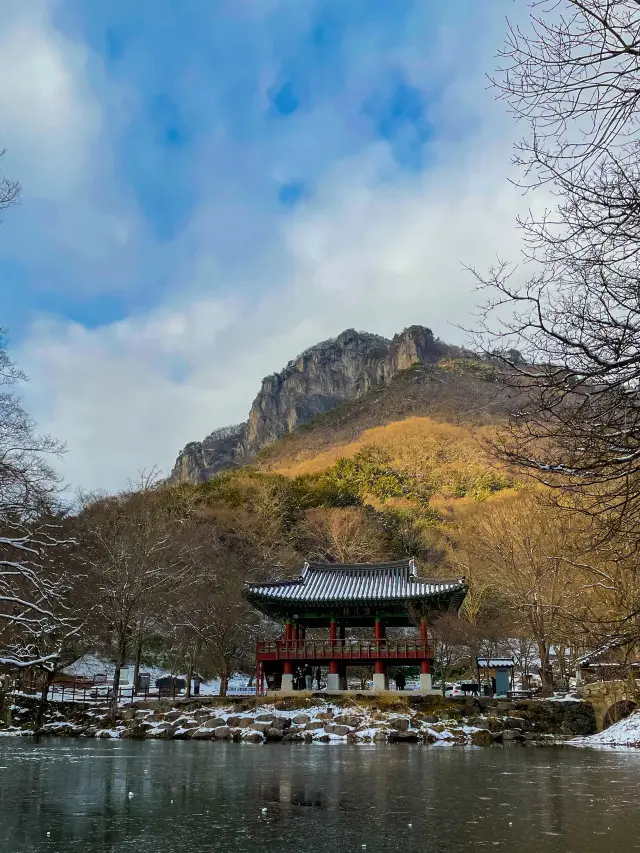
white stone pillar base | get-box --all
[327,672,341,691]
[281,673,294,691]
[419,673,432,693]
[372,672,389,692]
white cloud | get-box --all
[12,0,545,494]
[0,1,100,197]
[19,136,541,493]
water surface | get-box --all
[1,740,639,852]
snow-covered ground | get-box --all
[571,711,640,748]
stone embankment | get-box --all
[1,695,596,744]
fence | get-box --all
[6,675,256,706]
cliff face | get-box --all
[169,325,446,483]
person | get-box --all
[304,663,313,691]
[395,670,406,691]
[295,666,304,691]
[315,666,322,690]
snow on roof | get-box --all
[477,658,514,668]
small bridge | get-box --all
[579,680,639,731]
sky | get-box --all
[0,0,536,494]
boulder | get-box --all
[388,730,419,743]
[316,711,334,720]
[471,729,494,746]
[202,717,226,729]
[334,715,363,727]
[324,724,349,736]
[190,728,215,740]
[502,728,525,742]
[292,714,311,725]
[314,734,331,743]
[213,726,232,740]
[236,718,254,729]
[122,708,137,721]
[389,717,410,732]
[165,711,183,722]
[255,713,276,722]
[251,721,273,733]
[270,717,292,731]
[265,728,284,742]
[372,731,387,743]
[421,714,439,725]
[282,731,305,743]
[305,721,325,731]
[242,731,264,743]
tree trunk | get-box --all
[36,670,56,730]
[218,664,228,697]
[185,659,193,700]
[110,638,127,723]
[537,640,553,691]
[133,637,143,695]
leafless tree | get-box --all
[0,332,78,670]
[79,474,200,719]
[471,2,640,539]
[0,150,20,222]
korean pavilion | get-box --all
[244,558,468,694]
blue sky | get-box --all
[0,0,533,492]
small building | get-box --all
[244,558,468,694]
[476,658,515,696]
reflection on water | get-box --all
[0,740,639,853]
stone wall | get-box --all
[1,694,596,743]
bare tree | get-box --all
[0,150,20,222]
[79,475,199,720]
[455,492,583,690]
[0,333,78,670]
[299,507,389,563]
[472,2,640,539]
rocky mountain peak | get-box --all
[169,324,447,484]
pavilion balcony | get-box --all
[256,638,433,663]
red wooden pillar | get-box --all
[283,661,293,675]
[285,621,292,644]
[329,618,337,643]
[421,659,430,675]
[420,618,428,642]
[328,660,339,675]
[375,617,385,641]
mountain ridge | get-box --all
[169,325,456,484]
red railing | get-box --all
[256,638,433,661]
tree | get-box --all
[299,507,390,563]
[0,333,77,671]
[79,475,199,720]
[0,149,20,221]
[472,1,640,538]
[455,492,583,690]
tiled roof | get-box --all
[245,559,467,605]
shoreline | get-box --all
[1,694,604,746]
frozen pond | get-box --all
[1,740,639,852]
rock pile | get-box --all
[3,696,596,744]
